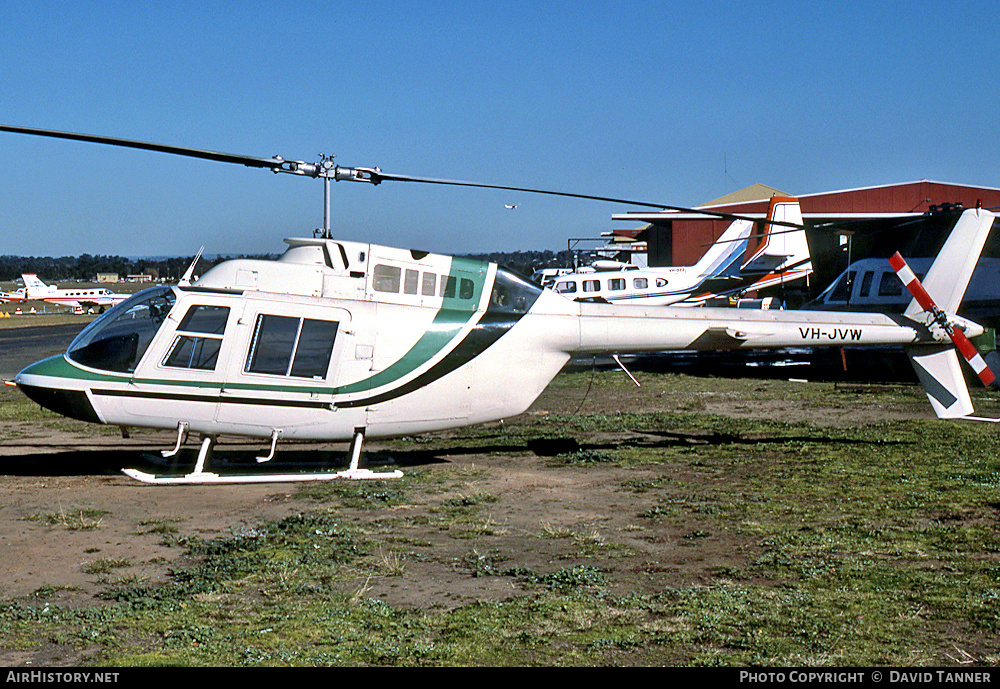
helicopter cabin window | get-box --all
[608,278,625,291]
[554,280,577,294]
[245,314,339,379]
[439,275,476,300]
[421,272,437,296]
[633,277,648,290]
[583,279,600,292]
[67,286,176,373]
[373,264,401,293]
[403,269,419,295]
[163,305,231,371]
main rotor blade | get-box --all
[0,124,806,224]
[0,124,282,169]
[366,170,676,209]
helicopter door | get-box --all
[215,299,351,435]
[124,298,235,428]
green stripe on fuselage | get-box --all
[331,256,488,395]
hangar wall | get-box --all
[652,180,1000,267]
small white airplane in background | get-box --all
[21,273,130,312]
[548,196,811,307]
[0,289,26,303]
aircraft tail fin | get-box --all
[692,218,754,280]
[741,196,810,275]
[905,208,995,317]
[20,273,52,297]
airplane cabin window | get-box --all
[830,271,857,301]
[489,267,541,314]
[859,271,874,298]
[246,314,339,379]
[877,272,904,297]
[460,277,475,300]
[441,275,457,298]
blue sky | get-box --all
[2,1,998,258]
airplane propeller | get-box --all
[889,251,996,387]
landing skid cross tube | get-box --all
[121,429,404,484]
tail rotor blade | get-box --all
[949,325,996,386]
[890,252,995,386]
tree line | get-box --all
[0,253,275,283]
[0,249,573,284]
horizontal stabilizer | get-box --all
[906,345,974,418]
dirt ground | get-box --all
[0,382,742,605]
[0,363,929,613]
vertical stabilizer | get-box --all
[905,209,995,317]
[692,219,754,279]
[899,208,997,418]
[741,196,810,274]
[20,273,53,298]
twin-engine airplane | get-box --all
[20,273,129,312]
[549,196,810,306]
[1,125,995,484]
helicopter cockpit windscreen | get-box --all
[67,287,177,373]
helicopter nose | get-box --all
[16,382,102,424]
[16,356,103,424]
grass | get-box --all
[1,369,999,665]
[23,508,109,530]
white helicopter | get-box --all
[1,125,996,485]
[548,196,811,306]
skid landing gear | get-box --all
[121,427,403,484]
